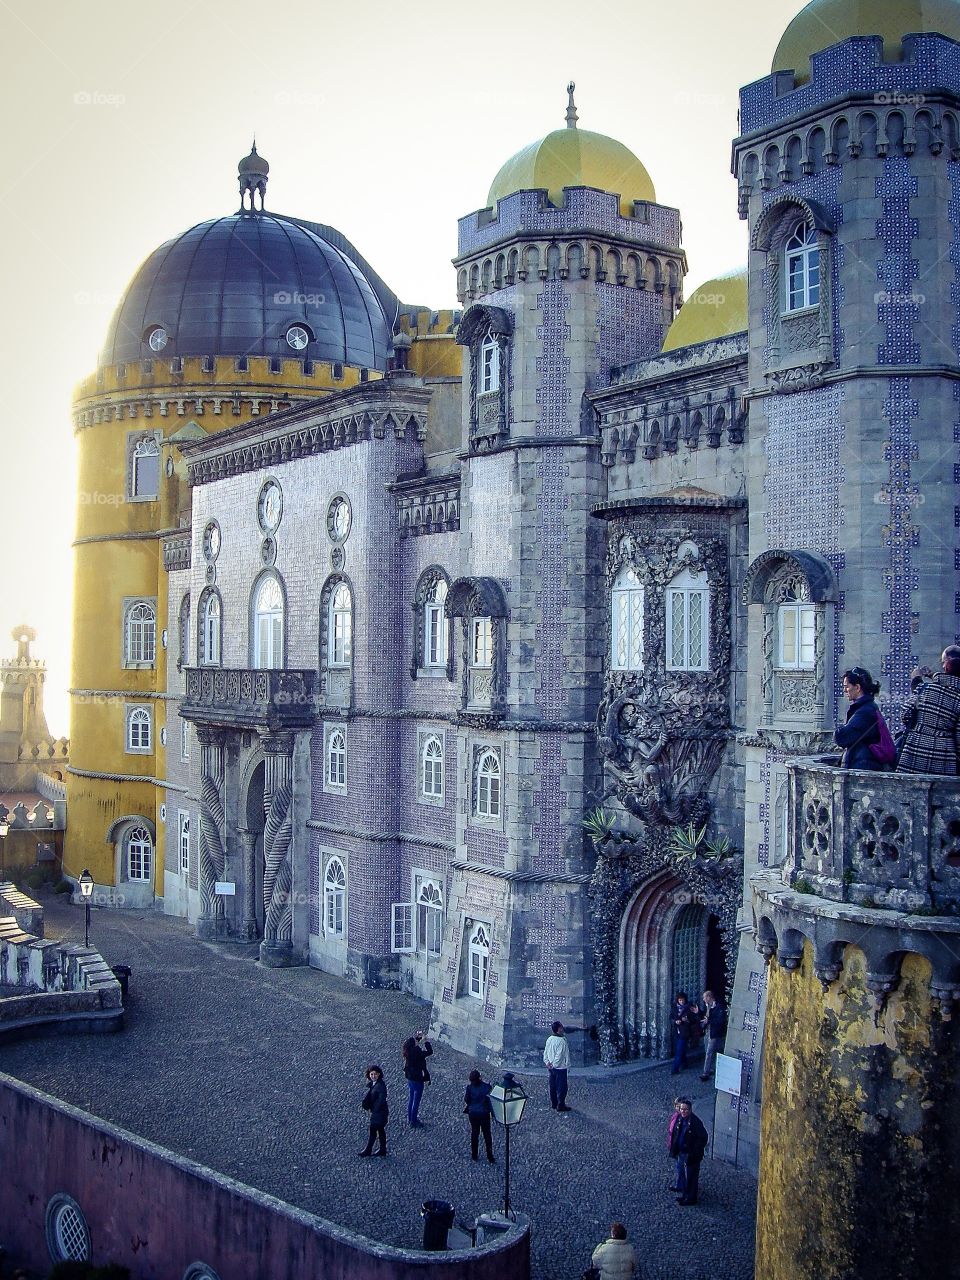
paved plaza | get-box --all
[1,896,756,1279]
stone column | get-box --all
[260,730,294,966]
[196,727,227,940]
[236,826,259,941]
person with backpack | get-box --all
[835,667,895,770]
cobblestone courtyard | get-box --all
[1,897,756,1279]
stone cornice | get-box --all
[72,392,297,434]
[591,493,747,519]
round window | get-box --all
[45,1194,91,1263]
[327,495,351,543]
[146,325,168,352]
[203,521,222,563]
[285,325,310,351]
[183,1265,222,1280]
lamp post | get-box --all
[0,819,8,884]
[489,1072,528,1221]
[78,868,94,947]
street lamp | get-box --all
[78,868,94,947]
[489,1072,528,1220]
[0,819,9,884]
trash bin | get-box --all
[111,964,132,1001]
[421,1199,455,1251]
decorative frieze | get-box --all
[162,533,191,572]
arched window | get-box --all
[475,748,501,819]
[785,221,819,312]
[479,334,500,395]
[126,825,153,881]
[126,706,151,751]
[252,575,284,669]
[665,568,710,672]
[424,579,449,668]
[468,921,491,999]
[416,876,443,957]
[777,582,816,670]
[132,436,160,498]
[200,591,222,666]
[611,566,644,671]
[323,856,346,937]
[421,734,444,800]
[326,726,347,790]
[328,582,352,668]
[125,601,156,666]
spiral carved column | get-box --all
[196,727,227,939]
[260,731,294,966]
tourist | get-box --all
[543,1020,571,1111]
[835,667,891,770]
[401,1029,433,1128]
[669,1098,709,1205]
[590,1221,638,1279]
[700,990,727,1081]
[896,665,936,760]
[359,1065,389,1157]
[898,647,960,775]
[463,1068,496,1163]
[666,1097,683,1190]
[670,992,694,1074]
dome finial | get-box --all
[565,81,578,129]
[238,140,270,212]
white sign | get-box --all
[214,881,236,896]
[715,1052,743,1097]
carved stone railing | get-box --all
[181,668,318,731]
[785,756,960,913]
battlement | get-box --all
[739,32,960,137]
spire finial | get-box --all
[238,140,270,212]
[565,81,578,129]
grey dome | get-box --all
[101,212,393,369]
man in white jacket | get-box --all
[591,1222,638,1279]
[543,1020,571,1111]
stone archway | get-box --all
[618,866,687,1058]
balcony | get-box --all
[181,668,318,731]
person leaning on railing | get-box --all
[897,647,960,776]
[835,667,887,770]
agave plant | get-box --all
[582,806,616,844]
[668,823,733,862]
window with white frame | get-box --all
[131,436,160,498]
[420,733,444,801]
[126,825,153,881]
[124,601,156,666]
[253,575,284,669]
[611,566,644,671]
[778,599,816,670]
[416,876,443,957]
[784,221,820,312]
[666,568,710,672]
[323,856,346,937]
[126,705,152,752]
[178,811,190,874]
[424,579,449,668]
[468,920,491,999]
[479,335,500,395]
[201,592,221,666]
[471,617,493,668]
[474,748,501,820]
[180,717,190,762]
[329,582,352,667]
[326,725,347,791]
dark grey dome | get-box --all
[101,212,393,369]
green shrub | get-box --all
[54,878,73,894]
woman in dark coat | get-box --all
[835,667,884,770]
[898,647,960,775]
[359,1065,389,1157]
[401,1031,433,1128]
[463,1069,495,1163]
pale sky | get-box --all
[0,0,804,734]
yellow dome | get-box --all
[773,0,960,83]
[662,268,748,352]
[487,85,656,217]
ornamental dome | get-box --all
[661,268,748,352]
[238,141,269,175]
[773,0,960,84]
[487,84,656,217]
[100,211,393,369]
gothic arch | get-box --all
[618,866,688,1058]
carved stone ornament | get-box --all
[765,361,829,395]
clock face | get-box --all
[327,496,351,543]
[286,325,309,351]
[258,480,283,533]
[147,326,168,352]
[203,522,221,562]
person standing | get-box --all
[401,1030,433,1128]
[669,1098,708,1205]
[543,1020,571,1111]
[835,667,887,770]
[671,993,694,1075]
[463,1068,496,1163]
[590,1222,638,1279]
[359,1065,389,1157]
[666,1097,683,1191]
[898,647,960,775]
[700,990,727,1082]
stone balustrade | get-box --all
[0,917,122,1037]
[181,667,318,730]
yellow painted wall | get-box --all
[757,941,960,1279]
